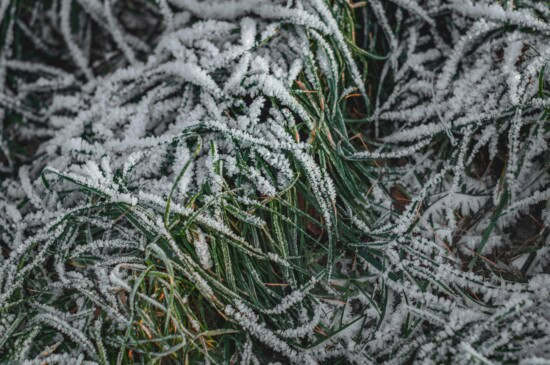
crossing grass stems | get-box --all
[0,0,549,363]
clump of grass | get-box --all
[0,1,388,363]
[1,0,549,364]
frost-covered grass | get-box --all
[0,0,549,364]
